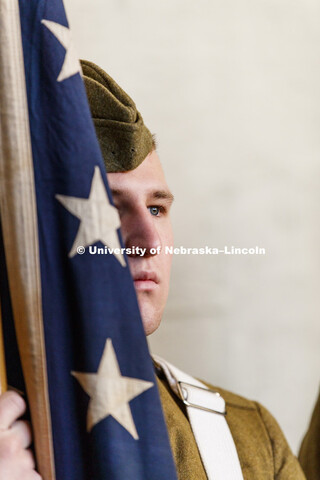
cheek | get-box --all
[160,219,174,248]
[160,246,173,285]
[160,221,173,273]
[117,214,132,244]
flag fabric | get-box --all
[0,0,178,479]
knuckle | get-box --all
[17,419,32,438]
[7,392,26,413]
[0,391,25,419]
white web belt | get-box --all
[153,356,244,480]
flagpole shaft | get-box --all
[0,1,56,477]
[0,303,7,394]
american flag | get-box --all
[0,0,177,479]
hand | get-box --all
[0,391,41,479]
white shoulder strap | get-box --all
[153,355,244,480]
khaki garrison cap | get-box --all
[81,60,154,172]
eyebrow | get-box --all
[111,188,174,204]
[152,190,175,203]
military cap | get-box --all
[81,60,154,172]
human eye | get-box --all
[148,205,165,216]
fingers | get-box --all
[0,422,31,459]
[10,420,32,449]
[0,393,42,480]
[0,392,26,430]
[0,447,41,479]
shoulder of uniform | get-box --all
[200,380,259,410]
[153,355,260,411]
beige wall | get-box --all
[65,0,320,453]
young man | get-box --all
[0,61,306,479]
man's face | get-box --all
[108,150,174,336]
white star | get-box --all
[72,339,154,439]
[56,166,126,266]
[41,19,81,82]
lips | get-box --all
[133,271,159,283]
[132,271,159,291]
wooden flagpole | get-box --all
[0,1,55,478]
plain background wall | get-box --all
[64,0,320,453]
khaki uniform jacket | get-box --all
[299,391,320,480]
[157,374,305,480]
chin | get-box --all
[137,298,163,336]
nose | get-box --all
[122,208,161,257]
